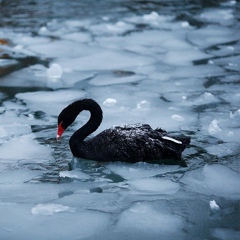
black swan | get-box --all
[57,98,190,165]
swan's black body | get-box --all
[57,99,190,165]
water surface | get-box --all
[0,0,240,239]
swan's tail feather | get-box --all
[161,135,190,161]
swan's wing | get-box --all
[91,124,165,162]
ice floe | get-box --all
[129,178,180,195]
[0,135,53,161]
[181,164,240,199]
[117,202,184,237]
[16,90,85,115]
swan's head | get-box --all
[56,102,81,140]
[56,98,102,140]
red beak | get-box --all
[56,122,64,140]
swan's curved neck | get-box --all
[69,99,103,156]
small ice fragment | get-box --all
[181,21,190,28]
[39,26,48,33]
[136,100,150,110]
[162,136,182,144]
[59,170,89,180]
[27,113,34,120]
[59,170,80,179]
[102,16,110,21]
[143,11,159,21]
[227,131,234,137]
[227,46,234,51]
[31,203,75,215]
[116,21,126,27]
[171,114,185,122]
[228,63,237,67]
[208,119,222,135]
[103,98,117,107]
[210,200,220,211]
[194,92,218,105]
[47,63,63,79]
[13,45,23,51]
[204,92,214,99]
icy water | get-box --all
[0,0,240,239]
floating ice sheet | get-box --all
[188,25,239,47]
[29,39,96,58]
[0,123,31,143]
[206,142,239,157]
[0,64,47,88]
[16,90,85,115]
[200,9,235,26]
[0,135,53,161]
[117,202,184,237]
[165,49,210,66]
[63,32,92,43]
[129,178,180,195]
[181,164,240,199]
[107,162,180,180]
[0,202,110,239]
[56,49,155,71]
[89,72,146,86]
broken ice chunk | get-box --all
[103,98,117,107]
[171,114,185,122]
[136,100,150,111]
[208,119,222,135]
[209,200,220,211]
[47,63,63,79]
